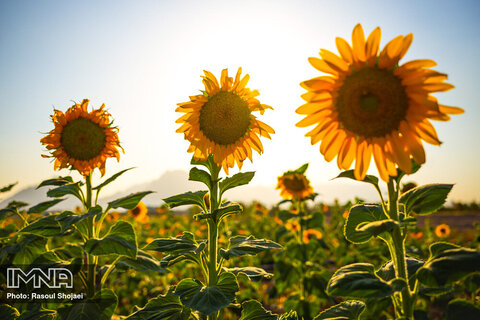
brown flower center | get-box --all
[61,117,106,160]
[283,174,308,192]
[335,67,409,138]
[199,91,251,145]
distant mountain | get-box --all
[0,169,381,212]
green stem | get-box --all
[387,179,413,319]
[101,256,121,288]
[85,173,97,299]
[207,165,220,320]
[14,208,29,227]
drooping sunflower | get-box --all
[276,164,314,201]
[176,68,275,174]
[41,99,123,176]
[297,24,464,182]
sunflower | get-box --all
[41,99,123,176]
[297,24,464,182]
[128,201,149,223]
[176,68,275,174]
[303,229,323,243]
[285,220,301,232]
[276,172,314,201]
[434,223,451,238]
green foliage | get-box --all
[189,167,212,190]
[344,204,388,244]
[0,304,20,320]
[27,198,65,214]
[327,263,404,299]
[219,171,255,197]
[240,300,277,320]
[224,266,273,281]
[116,250,167,273]
[85,221,138,258]
[46,182,83,202]
[313,300,365,320]
[173,272,239,315]
[108,191,154,210]
[417,246,480,287]
[57,289,118,320]
[163,191,207,209]
[399,184,453,215]
[446,299,480,320]
[335,170,379,187]
[220,235,282,260]
[125,290,191,320]
[93,167,135,191]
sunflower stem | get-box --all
[207,164,220,320]
[85,173,97,299]
[387,179,414,319]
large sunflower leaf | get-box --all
[85,221,137,258]
[313,300,366,320]
[344,204,388,244]
[125,290,191,320]
[220,235,282,260]
[108,191,154,210]
[173,272,239,315]
[239,300,277,320]
[219,172,255,197]
[399,184,453,215]
[163,191,207,209]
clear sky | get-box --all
[1,0,479,203]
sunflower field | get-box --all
[1,24,479,320]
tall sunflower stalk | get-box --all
[299,25,479,320]
[136,69,281,319]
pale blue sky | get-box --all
[1,0,479,203]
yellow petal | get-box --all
[335,37,354,64]
[352,24,366,62]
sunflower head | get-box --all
[297,24,464,182]
[285,220,300,232]
[176,68,275,174]
[128,201,149,223]
[434,223,451,238]
[276,163,314,201]
[303,229,323,243]
[41,99,123,177]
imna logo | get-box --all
[7,267,73,289]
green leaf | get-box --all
[239,300,277,320]
[20,215,63,237]
[125,290,191,320]
[344,204,388,244]
[55,206,103,232]
[57,289,118,320]
[220,235,282,260]
[395,159,421,184]
[215,201,243,222]
[279,310,300,320]
[143,232,199,254]
[85,221,137,258]
[191,154,218,175]
[417,247,480,287]
[10,234,47,265]
[108,191,154,210]
[357,220,399,237]
[46,183,83,202]
[173,272,239,315]
[37,176,74,189]
[446,299,480,320]
[429,242,459,258]
[376,257,425,285]
[93,167,135,190]
[18,309,56,320]
[0,224,16,237]
[225,267,273,281]
[163,191,207,209]
[313,300,366,320]
[27,198,65,214]
[117,250,168,273]
[1,182,17,193]
[189,167,212,190]
[219,171,255,196]
[327,263,400,299]
[399,184,453,215]
[334,170,379,187]
[0,304,20,320]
